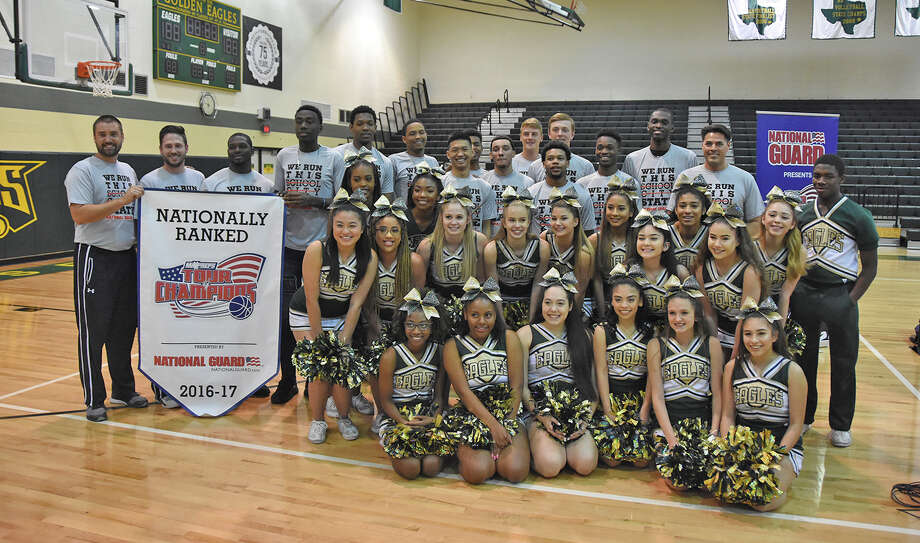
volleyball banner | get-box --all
[812,0,876,39]
[755,111,839,200]
[896,0,920,36]
[728,0,787,40]
[137,189,284,417]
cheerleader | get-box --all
[443,277,530,484]
[542,187,595,314]
[588,178,639,322]
[290,188,378,444]
[695,203,765,360]
[719,297,806,511]
[406,165,444,251]
[483,187,550,327]
[415,185,488,300]
[647,276,723,490]
[668,176,712,270]
[756,187,807,321]
[342,150,382,203]
[625,209,690,326]
[518,269,598,477]
[378,289,451,480]
[592,263,655,467]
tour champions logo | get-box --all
[155,253,265,319]
[766,130,826,167]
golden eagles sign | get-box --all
[0,161,44,239]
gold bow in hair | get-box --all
[371,195,409,222]
[414,162,445,181]
[500,186,534,208]
[329,187,370,211]
[739,297,782,323]
[663,275,704,299]
[343,146,377,168]
[398,288,440,319]
[459,276,502,303]
[765,186,802,210]
[538,267,579,294]
[705,202,747,229]
[608,263,649,286]
[607,176,640,201]
[673,174,711,197]
[438,184,475,208]
[631,208,669,230]
[548,187,582,208]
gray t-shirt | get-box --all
[388,151,439,201]
[622,144,698,212]
[64,156,139,251]
[576,170,642,228]
[333,143,394,194]
[204,168,274,193]
[525,180,597,232]
[481,170,534,217]
[442,172,498,233]
[668,165,765,221]
[139,167,204,192]
[274,145,344,250]
[527,152,596,185]
[470,167,486,178]
[512,153,539,178]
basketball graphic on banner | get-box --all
[229,295,254,320]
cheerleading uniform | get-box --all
[495,238,541,301]
[427,244,467,299]
[668,224,706,270]
[659,335,712,422]
[755,240,788,302]
[390,342,439,405]
[456,334,509,391]
[641,267,677,320]
[289,244,359,332]
[375,258,400,322]
[731,355,804,475]
[605,325,649,395]
[527,324,574,389]
[546,232,576,276]
[701,257,748,348]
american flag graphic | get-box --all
[811,132,825,145]
[245,356,261,367]
[160,253,265,319]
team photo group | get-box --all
[65,102,878,513]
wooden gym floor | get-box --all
[1,250,919,542]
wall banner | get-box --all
[728,1,787,40]
[896,0,920,36]
[138,189,284,416]
[755,111,839,202]
[812,0,876,39]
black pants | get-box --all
[73,244,138,408]
[279,247,305,389]
[789,280,859,431]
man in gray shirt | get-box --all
[527,141,596,234]
[527,112,596,184]
[203,133,274,193]
[442,132,498,234]
[334,105,394,196]
[482,135,534,231]
[65,115,148,422]
[623,107,698,212]
[577,129,641,227]
[512,117,543,177]
[465,128,486,177]
[389,118,439,201]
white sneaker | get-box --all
[801,423,811,436]
[325,396,339,418]
[308,420,328,444]
[338,417,360,440]
[829,430,852,448]
[161,395,180,409]
[352,393,374,415]
[370,412,385,434]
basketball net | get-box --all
[85,61,121,97]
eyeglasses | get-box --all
[405,322,432,330]
[376,227,401,235]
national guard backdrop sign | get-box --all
[756,111,839,202]
[138,190,284,416]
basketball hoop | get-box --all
[77,60,121,97]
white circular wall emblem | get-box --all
[245,24,280,86]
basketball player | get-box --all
[623,108,698,212]
[527,113,596,184]
[139,124,205,408]
[203,133,274,193]
[512,117,543,177]
[577,129,641,227]
[481,135,534,226]
[442,132,498,234]
[789,154,877,448]
[465,129,486,178]
[66,115,148,422]
[389,119,439,201]
[526,141,595,233]
[334,105,394,196]
[272,105,345,404]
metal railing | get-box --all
[855,186,901,227]
[481,89,511,136]
[374,79,430,148]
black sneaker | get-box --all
[86,406,107,422]
[110,393,149,408]
[251,385,271,398]
[270,383,298,404]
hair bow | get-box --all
[548,187,582,208]
[329,187,370,211]
[371,195,409,222]
[538,267,578,294]
[398,288,440,319]
[608,263,649,286]
[705,202,746,229]
[739,297,782,323]
[765,186,802,210]
[459,277,502,303]
[501,186,534,208]
[343,147,377,168]
[631,208,669,230]
[673,174,711,197]
[663,275,704,299]
[607,176,640,201]
[414,162,445,181]
[438,184,475,208]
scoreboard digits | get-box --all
[153,0,241,91]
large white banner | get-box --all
[728,0,787,40]
[138,190,284,416]
[812,0,876,39]
[896,0,920,36]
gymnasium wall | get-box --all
[416,0,919,102]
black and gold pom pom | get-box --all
[705,425,786,506]
[380,402,455,458]
[591,391,653,462]
[502,300,531,330]
[784,318,806,360]
[531,380,594,442]
[444,384,522,449]
[654,417,716,489]
[357,324,398,377]
[292,331,366,388]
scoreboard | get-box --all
[153,0,241,91]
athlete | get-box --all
[577,129,641,227]
[405,167,443,250]
[589,177,640,322]
[624,210,690,327]
[667,176,712,270]
[389,119,439,201]
[756,187,807,321]
[512,117,543,177]
[542,188,595,312]
[204,133,274,193]
[527,113,596,184]
[527,141,595,234]
[441,132,498,234]
[482,136,534,232]
[465,128,486,178]
[334,105,394,196]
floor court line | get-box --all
[0,354,129,401]
[860,335,920,402]
[0,401,917,537]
